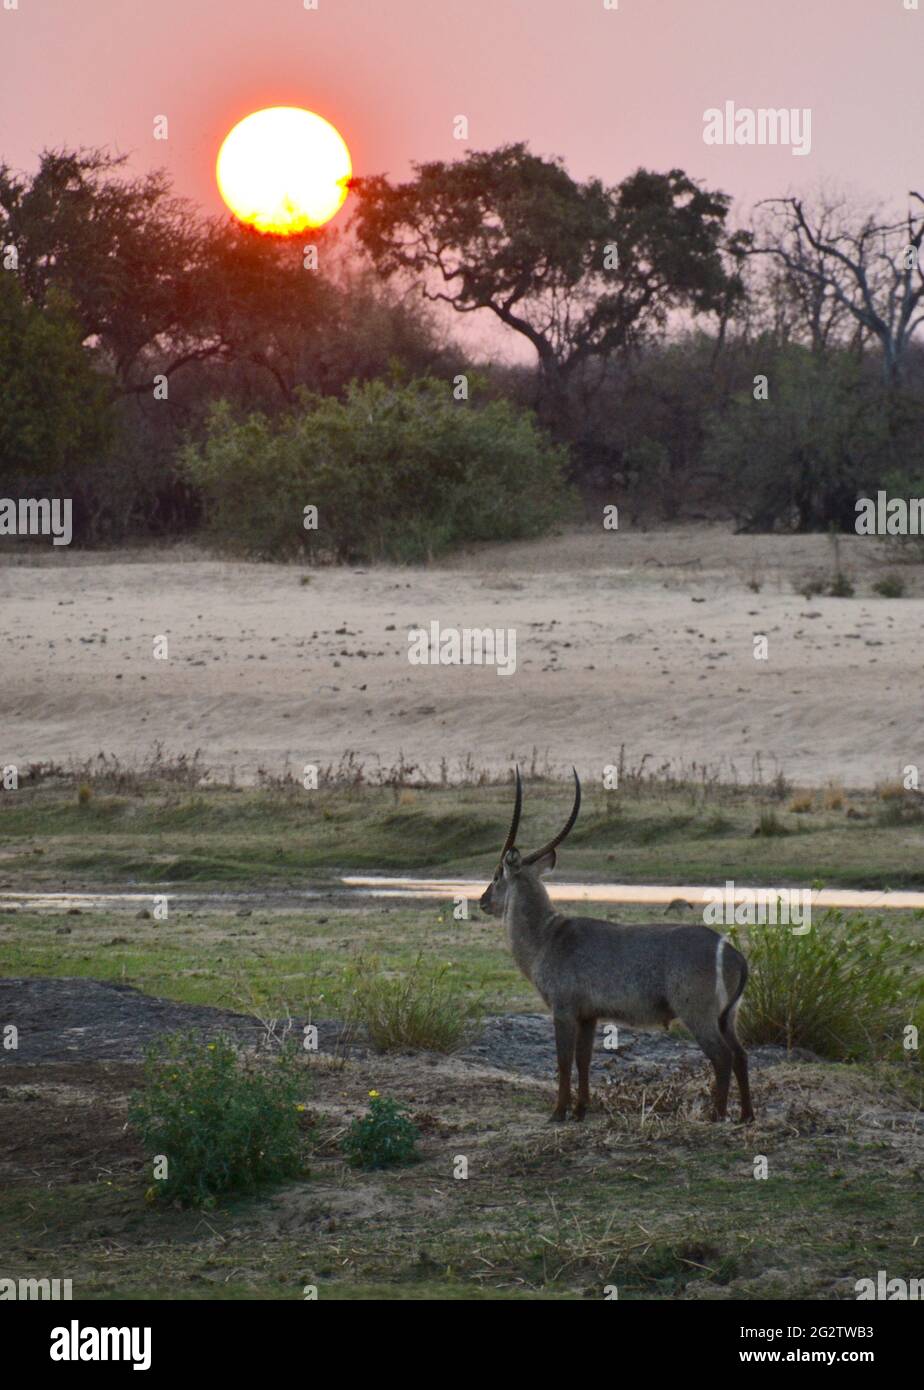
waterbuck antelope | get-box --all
[479,769,754,1124]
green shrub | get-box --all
[754,808,789,836]
[873,573,906,598]
[728,912,924,1061]
[342,1092,420,1170]
[827,571,855,597]
[129,1033,306,1207]
[705,349,889,533]
[344,952,478,1053]
[180,376,575,561]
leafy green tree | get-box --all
[0,274,112,495]
[0,148,447,403]
[704,348,893,531]
[0,148,211,392]
[352,145,745,429]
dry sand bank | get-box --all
[1,525,920,788]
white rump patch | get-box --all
[716,936,729,1013]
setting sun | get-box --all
[216,106,352,234]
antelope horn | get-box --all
[497,765,523,868]
[523,768,581,864]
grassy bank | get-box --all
[1,1047,920,1300]
[2,771,921,1302]
[3,774,924,892]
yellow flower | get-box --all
[368,1089,380,1099]
[295,1104,306,1112]
[207,1043,216,1051]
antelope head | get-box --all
[479,767,581,920]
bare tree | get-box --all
[748,191,924,384]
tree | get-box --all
[0,274,112,495]
[351,145,745,430]
[0,148,448,405]
[704,348,892,532]
[0,148,216,392]
[748,192,924,386]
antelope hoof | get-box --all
[549,1106,569,1123]
[573,1102,588,1122]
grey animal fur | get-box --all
[480,770,754,1124]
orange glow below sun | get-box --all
[216,107,352,234]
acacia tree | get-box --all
[0,148,219,392]
[351,144,745,431]
[0,149,344,396]
[0,148,442,404]
[748,192,924,385]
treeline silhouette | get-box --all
[1,146,922,555]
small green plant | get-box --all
[754,808,789,836]
[873,573,905,598]
[77,783,92,806]
[827,571,855,598]
[728,912,924,1061]
[796,576,826,600]
[129,1032,306,1207]
[343,952,478,1053]
[342,1091,420,1170]
[876,796,924,828]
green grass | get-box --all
[3,780,924,891]
[0,906,536,1014]
[4,776,922,1303]
[2,1092,919,1300]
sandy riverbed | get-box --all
[1,524,920,788]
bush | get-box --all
[728,913,924,1061]
[754,808,789,836]
[705,349,890,533]
[343,952,478,1053]
[873,573,906,598]
[342,1091,420,1170]
[129,1033,306,1207]
[181,375,575,561]
[827,571,855,598]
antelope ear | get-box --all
[531,849,557,876]
[503,848,522,876]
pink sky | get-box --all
[2,0,920,214]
